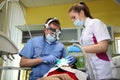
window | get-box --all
[115,37,120,54]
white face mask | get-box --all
[46,34,56,44]
[74,19,84,27]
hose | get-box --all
[70,43,96,80]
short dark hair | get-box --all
[45,18,61,30]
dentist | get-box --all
[19,17,76,80]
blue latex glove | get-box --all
[42,55,57,64]
[65,56,77,65]
[67,45,81,53]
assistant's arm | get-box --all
[83,40,109,53]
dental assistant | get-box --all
[19,18,76,80]
[68,2,112,80]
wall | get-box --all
[25,3,74,28]
[25,0,120,28]
[24,0,120,55]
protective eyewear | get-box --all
[47,28,61,40]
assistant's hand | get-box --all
[65,56,77,65]
[42,55,57,64]
[67,45,81,53]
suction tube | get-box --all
[71,43,96,80]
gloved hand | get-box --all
[67,45,81,53]
[42,55,57,64]
[65,56,77,65]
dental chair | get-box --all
[111,55,120,79]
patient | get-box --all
[37,61,88,80]
[37,59,76,80]
[37,62,75,80]
[37,73,73,80]
[37,57,88,80]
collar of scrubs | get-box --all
[84,17,92,27]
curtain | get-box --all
[1,0,25,80]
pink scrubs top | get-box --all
[80,17,112,79]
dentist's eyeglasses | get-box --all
[47,27,61,40]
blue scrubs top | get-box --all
[19,36,66,80]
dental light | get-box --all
[0,31,18,61]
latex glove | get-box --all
[65,56,77,65]
[42,55,57,64]
[67,45,81,53]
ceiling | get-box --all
[0,0,119,7]
[20,0,95,7]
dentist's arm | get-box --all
[20,56,42,67]
[20,55,58,67]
